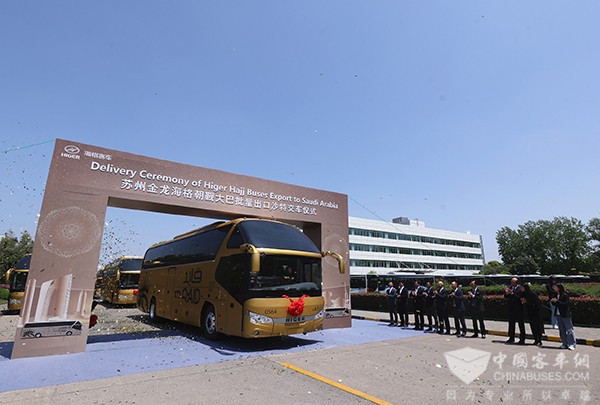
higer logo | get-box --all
[61,145,81,160]
[444,347,491,384]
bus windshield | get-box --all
[10,272,28,292]
[238,221,319,253]
[16,255,31,270]
[249,255,322,297]
[120,258,142,271]
[119,272,140,289]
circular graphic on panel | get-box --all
[38,206,102,258]
[323,233,347,268]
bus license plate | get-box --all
[286,316,306,324]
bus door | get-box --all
[158,266,176,319]
[214,255,246,335]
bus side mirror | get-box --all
[321,251,345,274]
[240,243,260,273]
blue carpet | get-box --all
[0,319,422,392]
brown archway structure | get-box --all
[12,139,349,359]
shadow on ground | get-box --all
[88,314,321,355]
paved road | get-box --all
[0,306,598,404]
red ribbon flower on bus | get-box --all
[283,295,308,317]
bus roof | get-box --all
[173,220,229,240]
[115,255,143,261]
[147,217,313,253]
[171,218,296,242]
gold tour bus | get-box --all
[101,256,143,305]
[94,271,103,299]
[137,218,344,340]
[8,254,31,312]
[5,267,13,284]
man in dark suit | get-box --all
[385,282,398,326]
[396,281,409,327]
[450,281,467,337]
[411,281,426,330]
[467,280,487,338]
[434,281,450,334]
[424,281,438,332]
[504,277,526,344]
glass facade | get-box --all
[349,227,481,248]
[348,221,485,273]
[349,243,482,260]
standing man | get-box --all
[424,281,438,332]
[434,281,450,334]
[397,281,409,327]
[385,281,398,326]
[467,280,487,338]
[412,280,426,330]
[552,284,576,350]
[450,281,467,337]
[520,283,543,346]
[546,276,558,329]
[504,277,526,345]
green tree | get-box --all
[496,227,522,265]
[0,230,34,280]
[496,217,588,275]
[545,217,589,274]
[588,217,600,244]
[479,260,511,275]
[510,256,540,275]
[586,217,600,272]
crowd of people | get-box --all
[384,276,577,350]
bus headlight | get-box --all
[314,309,324,320]
[248,311,273,325]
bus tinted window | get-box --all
[120,258,143,271]
[186,227,229,262]
[16,255,31,269]
[226,226,245,249]
[350,276,366,290]
[143,227,229,268]
[119,272,140,289]
[215,254,249,304]
[10,272,28,292]
[249,255,322,297]
[238,221,319,253]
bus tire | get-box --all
[149,297,158,322]
[66,331,72,336]
[139,296,148,313]
[34,332,42,338]
[202,304,222,340]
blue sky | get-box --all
[1,1,599,263]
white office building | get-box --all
[349,216,485,276]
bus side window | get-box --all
[226,227,245,249]
[215,255,248,304]
[187,227,230,263]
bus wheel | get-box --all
[202,305,221,340]
[34,332,42,338]
[139,296,148,313]
[149,298,158,321]
[66,331,73,336]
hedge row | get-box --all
[351,293,600,327]
[477,283,600,298]
[0,288,8,301]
